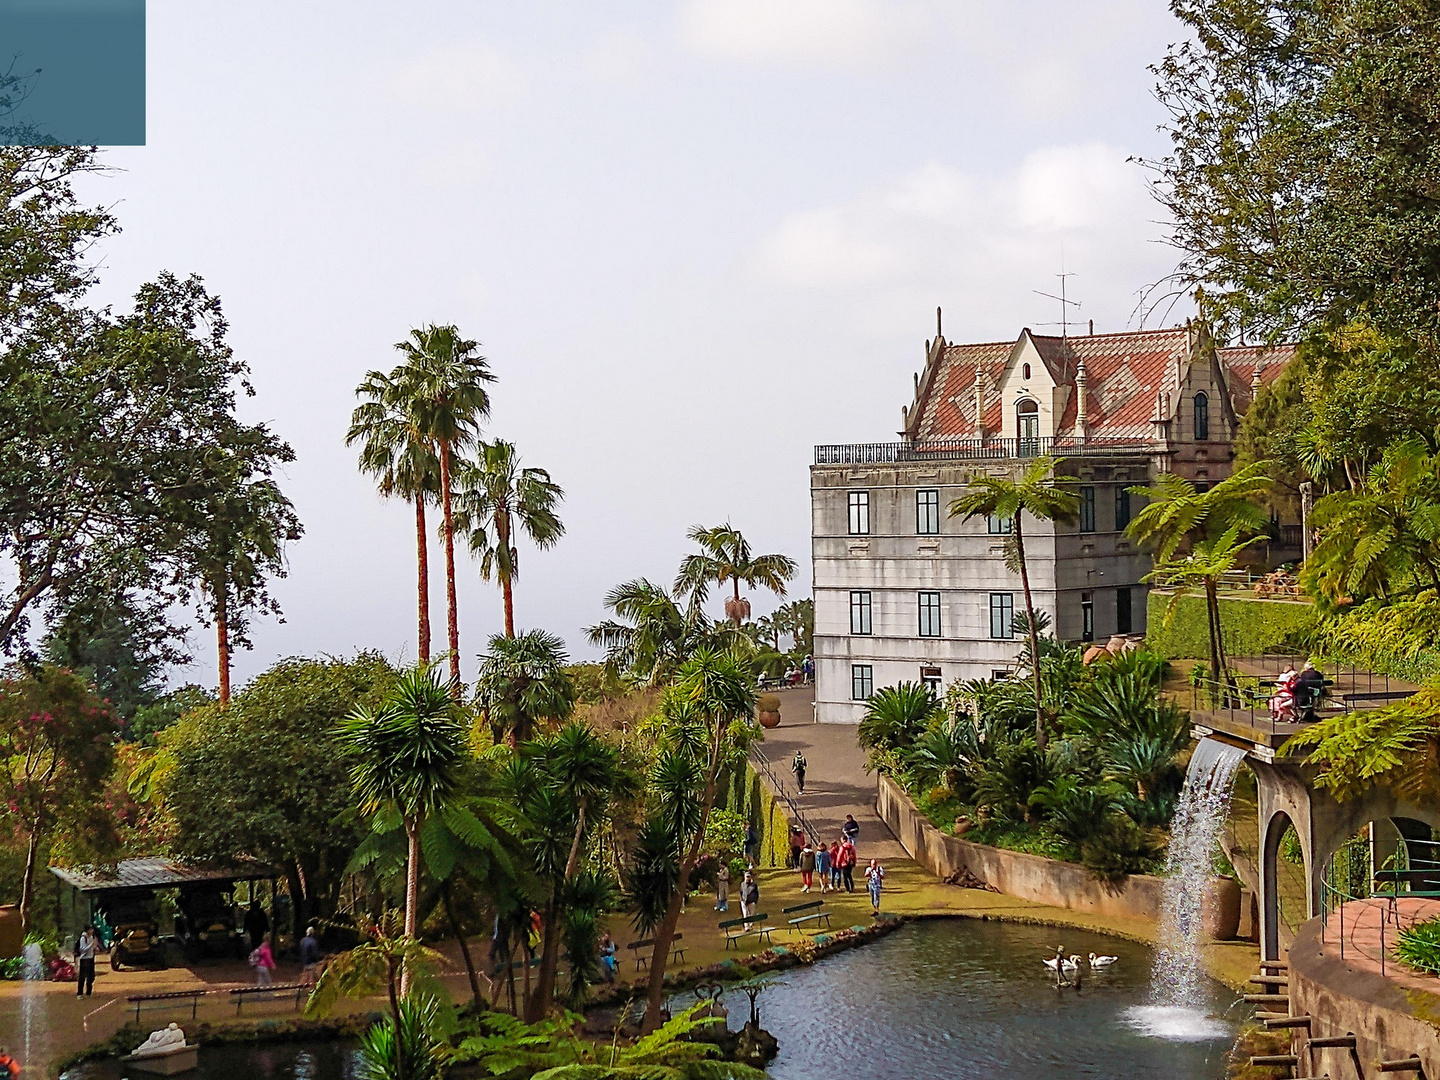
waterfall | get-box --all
[1126,737,1246,1041]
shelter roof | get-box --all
[49,857,282,894]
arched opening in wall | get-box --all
[1016,398,1040,456]
[1224,764,1262,942]
[1262,811,1308,957]
[1390,817,1440,892]
[1194,390,1210,440]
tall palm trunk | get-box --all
[498,508,515,637]
[439,441,461,693]
[1208,581,1238,706]
[216,581,231,706]
[643,758,719,1032]
[1013,515,1046,751]
[401,819,421,996]
[415,494,432,661]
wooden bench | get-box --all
[783,900,832,934]
[126,989,207,1024]
[229,983,308,1015]
[626,934,686,971]
[719,916,775,950]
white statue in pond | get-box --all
[133,1024,188,1057]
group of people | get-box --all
[1267,660,1326,722]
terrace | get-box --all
[813,436,1154,465]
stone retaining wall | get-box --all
[876,773,1164,921]
[1289,917,1440,1076]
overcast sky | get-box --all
[77,0,1192,689]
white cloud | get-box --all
[754,206,905,287]
[677,0,936,71]
[387,40,527,111]
[582,28,654,87]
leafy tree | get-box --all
[151,653,399,939]
[904,716,975,797]
[674,524,797,626]
[396,325,495,691]
[474,630,577,746]
[0,664,122,929]
[950,457,1080,750]
[336,666,469,973]
[126,685,213,746]
[1125,461,1272,563]
[586,580,741,687]
[1303,438,1440,603]
[453,440,565,638]
[42,593,178,720]
[1285,684,1440,803]
[1145,0,1440,344]
[348,366,442,663]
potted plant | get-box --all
[757,694,781,728]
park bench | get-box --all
[626,934,685,972]
[126,989,208,1024]
[783,900,832,934]
[229,983,308,1015]
[718,915,775,950]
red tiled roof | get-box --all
[1220,344,1295,412]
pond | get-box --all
[713,918,1242,1080]
[64,919,1242,1080]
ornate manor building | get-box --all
[810,317,1294,723]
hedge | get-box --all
[1146,590,1315,660]
[720,761,791,868]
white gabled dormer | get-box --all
[997,330,1060,440]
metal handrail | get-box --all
[814,436,1153,465]
[1188,658,1411,739]
[749,744,819,846]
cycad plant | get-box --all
[857,682,944,758]
[950,457,1080,750]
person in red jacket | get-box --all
[838,837,858,892]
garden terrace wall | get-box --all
[1146,590,1313,660]
[877,774,1164,921]
[1288,916,1440,1075]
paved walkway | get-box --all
[753,686,906,860]
[1325,896,1440,992]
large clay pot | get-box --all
[1201,876,1242,941]
[758,709,781,729]
[953,816,973,836]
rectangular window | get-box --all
[851,664,873,700]
[1115,486,1132,531]
[1079,486,1096,533]
[1117,586,1132,634]
[916,489,940,535]
[991,670,1012,681]
[848,491,870,535]
[849,591,872,635]
[920,666,942,695]
[987,513,1013,534]
[1081,590,1094,642]
[918,591,942,637]
[989,593,1014,639]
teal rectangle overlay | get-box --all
[1,0,145,146]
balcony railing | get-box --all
[814,436,1154,465]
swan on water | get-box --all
[1043,955,1080,971]
[1089,952,1118,967]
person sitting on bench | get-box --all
[1294,661,1325,719]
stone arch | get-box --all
[1261,809,1305,960]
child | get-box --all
[815,840,832,893]
[598,932,617,982]
[714,862,731,912]
[799,841,816,892]
[865,859,886,915]
[828,840,843,890]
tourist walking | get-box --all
[249,939,276,987]
[791,750,807,794]
[788,825,804,869]
[715,862,731,912]
[740,871,760,929]
[799,841,816,892]
[299,925,323,986]
[828,840,843,890]
[75,925,97,997]
[865,859,886,915]
[814,840,831,892]
[598,932,617,982]
[839,837,857,892]
[743,822,758,866]
[843,814,860,846]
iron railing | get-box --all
[749,744,820,847]
[1319,835,1440,976]
[814,436,1153,465]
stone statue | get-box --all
[132,1024,188,1057]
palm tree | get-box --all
[335,666,468,988]
[949,456,1080,750]
[1302,437,1440,603]
[348,368,441,663]
[473,630,576,745]
[453,440,564,638]
[674,524,797,625]
[585,579,740,686]
[396,325,496,691]
[1145,527,1266,706]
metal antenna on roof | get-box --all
[1034,248,1083,338]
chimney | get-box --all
[973,368,985,438]
[1088,319,1094,336]
[1075,357,1089,440]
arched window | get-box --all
[1023,362,1031,380]
[1194,391,1210,440]
[1016,398,1040,456]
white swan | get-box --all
[1089,952,1118,967]
[1044,954,1080,971]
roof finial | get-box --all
[937,306,943,339]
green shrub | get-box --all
[1146,591,1314,659]
[1396,916,1440,975]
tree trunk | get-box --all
[1013,515,1046,751]
[387,953,406,1080]
[643,763,718,1032]
[732,578,742,626]
[416,494,432,662]
[1210,581,1238,705]
[441,880,485,1009]
[526,891,564,1022]
[439,441,461,694]
[498,508,516,638]
[401,820,420,996]
[216,583,231,706]
[502,578,515,639]
[19,827,39,933]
